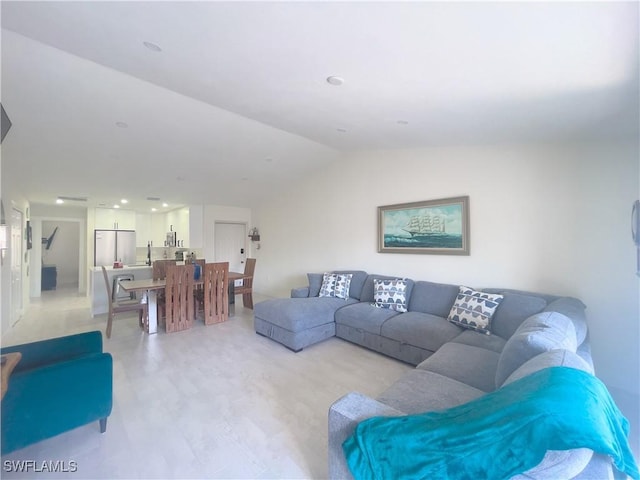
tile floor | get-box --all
[1,287,410,479]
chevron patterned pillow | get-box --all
[447,286,504,335]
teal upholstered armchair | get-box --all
[1,331,113,455]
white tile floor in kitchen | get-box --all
[1,287,410,479]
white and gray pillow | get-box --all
[447,286,504,335]
[318,272,353,300]
[372,278,408,312]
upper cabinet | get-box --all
[166,207,190,247]
[100,206,202,248]
[95,208,135,230]
[135,213,152,247]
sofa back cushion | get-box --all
[495,311,577,388]
[488,292,548,339]
[307,273,323,297]
[408,281,459,317]
[333,270,368,300]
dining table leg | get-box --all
[146,289,158,334]
[228,282,235,317]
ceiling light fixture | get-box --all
[151,208,157,212]
[326,76,344,86]
[56,198,64,204]
[162,203,168,208]
[143,41,162,52]
[121,199,128,204]
[113,204,120,209]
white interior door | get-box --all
[11,208,23,325]
[214,223,246,274]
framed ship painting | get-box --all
[378,196,470,255]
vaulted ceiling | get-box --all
[1,1,638,211]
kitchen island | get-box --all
[90,265,153,316]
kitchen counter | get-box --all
[92,265,153,272]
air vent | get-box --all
[58,196,87,202]
[146,197,161,201]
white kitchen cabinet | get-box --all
[95,208,136,230]
[150,213,167,247]
[135,213,152,247]
[166,207,189,247]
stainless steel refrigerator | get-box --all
[94,230,136,266]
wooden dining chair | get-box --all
[164,264,195,333]
[153,260,176,325]
[192,259,206,316]
[101,266,148,339]
[203,262,229,325]
[234,258,256,309]
[153,259,176,280]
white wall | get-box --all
[253,141,640,401]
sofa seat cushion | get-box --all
[416,342,500,392]
[449,329,507,353]
[376,369,485,415]
[254,297,357,331]
[335,302,399,335]
[380,312,463,353]
[495,311,577,388]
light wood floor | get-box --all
[1,287,410,479]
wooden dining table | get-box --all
[119,271,251,334]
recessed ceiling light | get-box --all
[121,199,128,204]
[326,76,344,86]
[162,203,169,208]
[115,121,128,128]
[143,41,162,52]
[151,208,157,212]
[113,204,120,209]
[56,198,64,204]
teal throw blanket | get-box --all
[343,367,639,480]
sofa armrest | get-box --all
[328,392,405,479]
[1,331,103,374]
[291,286,310,298]
[2,352,113,454]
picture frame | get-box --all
[378,196,470,255]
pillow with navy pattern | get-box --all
[372,278,408,312]
[447,286,504,335]
[319,272,353,300]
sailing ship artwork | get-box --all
[378,196,470,255]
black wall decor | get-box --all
[1,103,12,143]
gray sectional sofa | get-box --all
[253,270,619,479]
